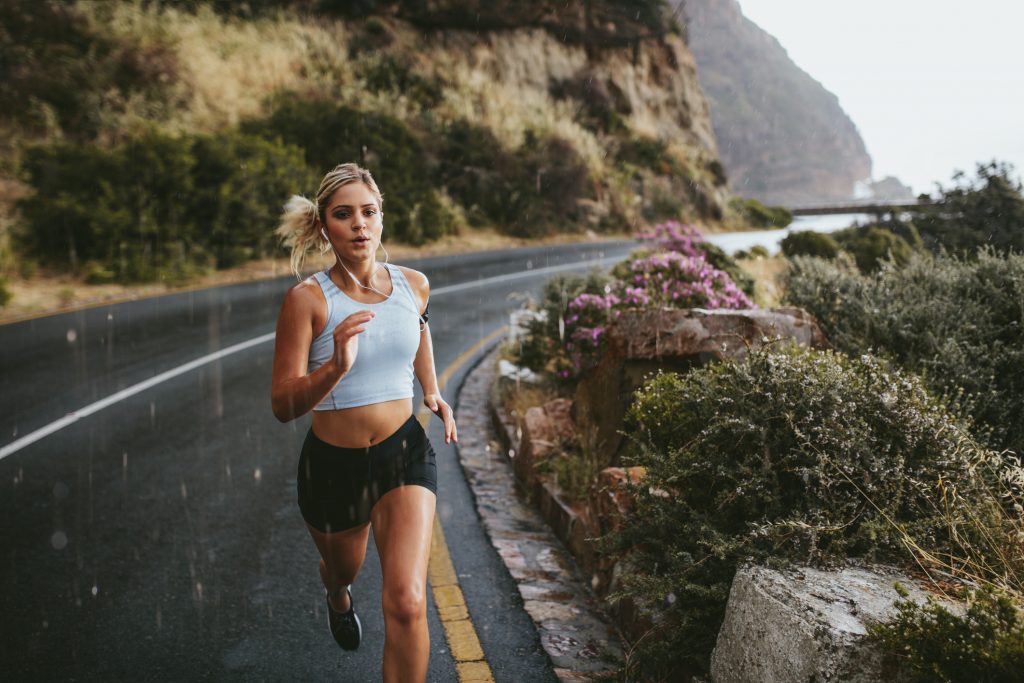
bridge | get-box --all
[788,199,934,217]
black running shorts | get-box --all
[297,415,438,533]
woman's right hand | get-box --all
[330,309,375,377]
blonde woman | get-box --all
[271,162,455,682]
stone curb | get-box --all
[455,347,625,682]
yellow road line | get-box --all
[417,325,507,683]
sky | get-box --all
[737,0,1024,196]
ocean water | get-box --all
[704,214,875,255]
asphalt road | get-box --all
[0,240,636,682]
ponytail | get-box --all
[277,195,326,280]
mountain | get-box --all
[677,0,872,205]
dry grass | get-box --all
[736,254,788,308]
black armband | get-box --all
[420,302,429,325]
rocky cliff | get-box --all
[677,0,872,205]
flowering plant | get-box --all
[563,291,620,376]
[635,220,706,258]
[555,221,756,378]
[624,251,755,310]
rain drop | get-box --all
[91,585,98,597]
[180,481,188,499]
[66,329,77,343]
[51,531,68,550]
[254,467,262,483]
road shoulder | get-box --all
[454,346,624,681]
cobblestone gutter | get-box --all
[455,347,624,681]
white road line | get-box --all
[0,253,626,460]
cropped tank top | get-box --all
[307,264,423,410]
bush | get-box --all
[188,131,318,267]
[243,97,437,243]
[912,161,1024,257]
[606,342,999,679]
[549,71,628,134]
[17,130,315,279]
[437,120,591,237]
[630,221,755,298]
[780,229,840,260]
[512,270,613,380]
[870,586,1024,682]
[0,275,11,307]
[732,197,793,228]
[832,224,914,273]
[1,1,178,139]
[357,54,443,110]
[781,247,1024,462]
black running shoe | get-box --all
[327,585,361,651]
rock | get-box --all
[607,306,830,362]
[509,308,548,343]
[498,358,541,385]
[710,563,950,683]
[575,307,829,466]
[515,398,575,490]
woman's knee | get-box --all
[382,582,426,627]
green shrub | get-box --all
[605,342,999,679]
[732,197,793,228]
[912,161,1024,258]
[188,130,318,266]
[405,190,458,244]
[870,586,1024,682]
[749,244,770,258]
[781,247,1024,462]
[832,224,914,273]
[512,270,612,379]
[0,275,11,307]
[437,121,591,237]
[17,130,314,279]
[780,229,840,260]
[358,54,443,109]
[243,97,435,243]
[1,1,178,139]
[549,71,628,134]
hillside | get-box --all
[0,0,737,299]
[678,0,872,204]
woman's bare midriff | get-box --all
[310,397,414,448]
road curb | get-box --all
[454,346,624,682]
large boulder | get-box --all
[574,307,829,466]
[710,563,950,683]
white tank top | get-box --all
[306,264,422,410]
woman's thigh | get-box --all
[306,521,371,578]
[371,486,436,594]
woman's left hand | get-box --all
[424,393,457,444]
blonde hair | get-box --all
[277,162,384,279]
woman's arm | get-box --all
[270,283,373,422]
[406,268,457,444]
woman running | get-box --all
[270,162,455,683]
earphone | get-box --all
[319,223,427,329]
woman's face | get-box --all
[322,182,383,261]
